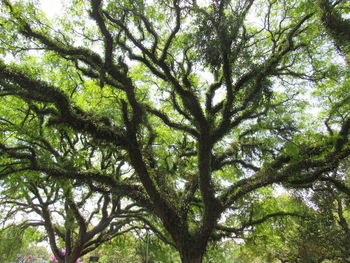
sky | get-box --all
[40,0,63,18]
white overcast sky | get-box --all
[40,0,63,18]
[39,0,234,19]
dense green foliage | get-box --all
[0,226,47,262]
[236,193,350,262]
[0,226,27,262]
[0,0,350,262]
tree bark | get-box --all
[57,256,79,263]
[180,249,204,263]
[180,255,203,263]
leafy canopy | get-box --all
[0,0,350,262]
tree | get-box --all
[0,225,47,263]
[235,158,350,263]
[96,231,180,263]
[0,174,139,263]
[0,0,350,262]
[235,192,350,263]
[18,244,50,263]
[96,233,143,263]
[0,225,30,262]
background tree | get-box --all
[0,0,350,262]
[0,175,139,263]
[0,225,44,262]
[235,192,349,263]
[96,230,180,263]
[96,233,143,263]
[18,243,51,263]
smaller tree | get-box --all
[0,226,30,262]
[0,225,48,263]
[18,242,50,263]
[308,182,350,261]
[235,189,350,263]
[96,233,142,263]
[0,176,139,263]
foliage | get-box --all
[96,232,180,263]
[236,191,350,263]
[0,225,26,262]
[0,0,349,262]
[0,226,47,262]
[96,233,141,263]
[19,245,51,263]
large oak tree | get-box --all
[0,0,350,262]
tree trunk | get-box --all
[180,249,204,263]
[180,256,203,263]
[57,255,79,263]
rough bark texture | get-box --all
[180,252,203,263]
